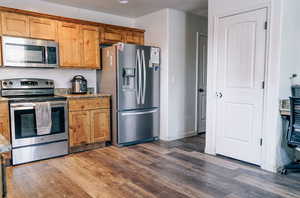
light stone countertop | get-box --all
[57,93,111,99]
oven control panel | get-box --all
[0,78,54,89]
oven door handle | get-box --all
[10,101,67,109]
[10,103,36,108]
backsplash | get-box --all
[0,67,97,89]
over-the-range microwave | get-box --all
[2,36,59,68]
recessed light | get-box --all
[120,0,128,4]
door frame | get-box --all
[205,2,278,170]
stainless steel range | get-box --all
[0,78,68,165]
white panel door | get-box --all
[216,8,267,165]
[197,36,208,133]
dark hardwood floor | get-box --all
[7,134,300,198]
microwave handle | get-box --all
[45,47,48,64]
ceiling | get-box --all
[43,0,208,18]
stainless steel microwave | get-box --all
[2,36,59,68]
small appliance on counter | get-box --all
[71,75,88,94]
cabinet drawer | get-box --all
[69,97,110,111]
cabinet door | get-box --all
[124,31,140,44]
[91,109,111,143]
[0,102,11,163]
[81,25,100,69]
[0,103,10,142]
[58,22,81,67]
[103,27,123,43]
[138,32,144,45]
[29,16,57,40]
[2,12,29,37]
[69,111,91,147]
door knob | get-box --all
[198,88,205,92]
[216,92,223,98]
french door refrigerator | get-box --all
[98,43,160,146]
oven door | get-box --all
[10,101,68,148]
[2,36,58,68]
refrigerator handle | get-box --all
[121,109,158,116]
[136,49,141,104]
[138,49,143,104]
[142,50,146,104]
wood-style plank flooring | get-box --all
[7,135,300,198]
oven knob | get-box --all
[49,82,53,85]
[2,82,7,86]
[9,81,13,86]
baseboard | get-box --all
[160,130,198,141]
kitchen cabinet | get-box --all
[101,26,123,44]
[58,23,100,69]
[2,12,29,37]
[100,26,145,45]
[81,25,100,69]
[0,6,145,69]
[69,111,91,147]
[91,109,110,143]
[68,97,111,151]
[29,16,57,40]
[58,21,82,67]
[123,31,142,45]
[0,102,11,165]
[1,13,57,40]
[137,32,144,45]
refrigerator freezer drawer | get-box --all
[118,108,159,145]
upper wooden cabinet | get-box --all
[100,26,145,45]
[2,12,29,37]
[58,21,82,67]
[0,7,145,69]
[101,26,123,44]
[29,16,57,40]
[81,25,100,69]
[123,31,141,45]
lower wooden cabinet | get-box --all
[91,109,110,143]
[0,102,11,164]
[68,97,111,150]
[69,111,91,147]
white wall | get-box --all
[206,0,284,172]
[167,10,208,140]
[135,9,207,141]
[0,0,134,90]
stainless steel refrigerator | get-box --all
[98,43,160,146]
